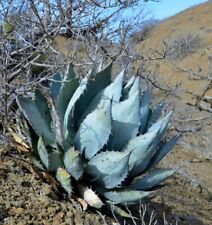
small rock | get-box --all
[54,211,64,220]
[65,218,74,225]
[40,184,58,200]
[38,196,51,207]
[47,207,56,214]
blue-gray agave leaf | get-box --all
[63,63,111,141]
[147,100,165,129]
[74,63,112,123]
[64,148,83,180]
[63,70,90,142]
[123,125,161,177]
[48,151,64,171]
[148,111,173,147]
[122,75,135,99]
[149,135,180,169]
[25,122,39,155]
[158,111,173,137]
[37,137,49,169]
[128,76,141,98]
[78,70,124,125]
[129,169,176,191]
[139,88,150,134]
[127,112,173,176]
[86,151,130,189]
[109,91,141,151]
[56,64,79,122]
[37,137,63,171]
[74,99,112,160]
[17,90,55,146]
[30,156,45,170]
[56,168,73,196]
[108,69,124,102]
[50,72,62,100]
[103,190,151,205]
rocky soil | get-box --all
[0,151,112,225]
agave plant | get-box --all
[16,62,179,217]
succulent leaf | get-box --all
[103,190,151,205]
[56,64,79,122]
[122,126,160,176]
[148,111,173,147]
[122,75,135,99]
[37,137,49,169]
[74,99,112,159]
[74,63,112,123]
[109,91,141,150]
[149,135,180,169]
[30,155,45,170]
[48,151,64,172]
[63,71,89,142]
[129,168,176,191]
[56,168,73,196]
[128,76,140,98]
[108,69,124,102]
[78,69,124,125]
[86,151,130,189]
[37,137,63,171]
[16,90,55,145]
[64,148,83,180]
[63,63,108,141]
[50,72,62,100]
[127,112,173,176]
[139,89,150,134]
[147,100,165,129]
[78,185,104,209]
[25,122,39,155]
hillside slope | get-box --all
[132,2,212,224]
[134,1,212,106]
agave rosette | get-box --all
[16,63,179,216]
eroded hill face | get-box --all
[132,2,212,224]
[134,1,212,104]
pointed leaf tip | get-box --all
[147,100,165,129]
[109,90,141,150]
[128,76,141,98]
[37,137,49,169]
[56,64,79,121]
[64,148,83,180]
[103,190,151,205]
[123,126,161,177]
[56,168,73,196]
[139,88,150,134]
[149,134,180,169]
[130,168,176,191]
[17,90,55,145]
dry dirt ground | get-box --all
[0,151,112,225]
